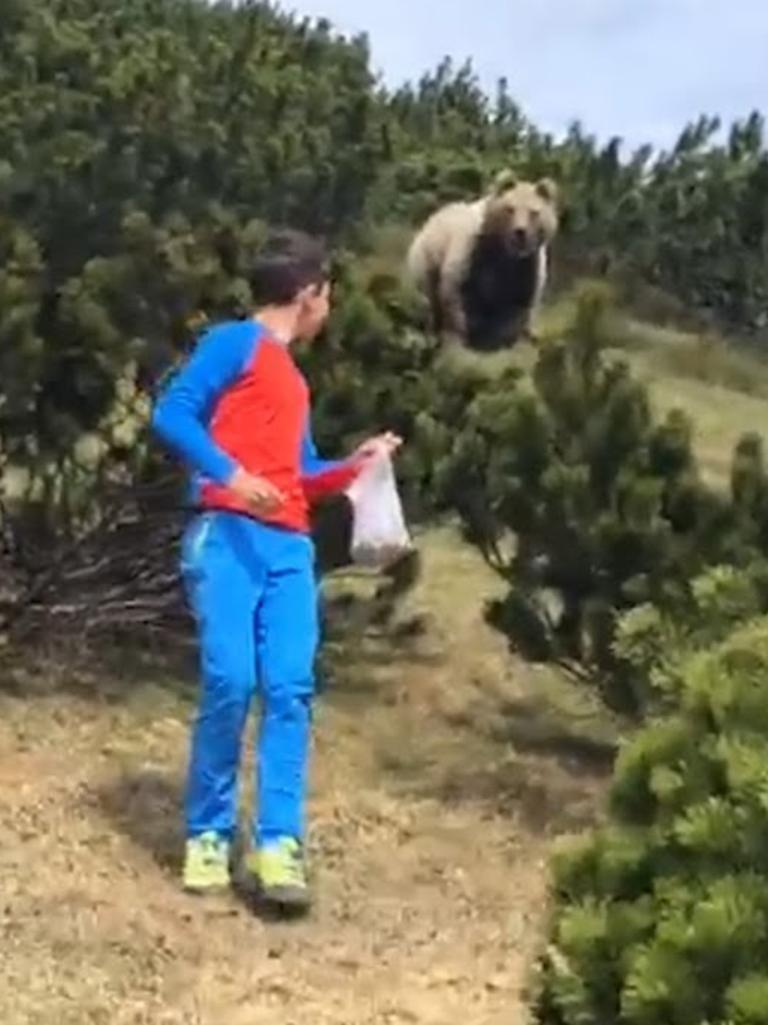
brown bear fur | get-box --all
[406,171,559,349]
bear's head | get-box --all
[482,171,559,257]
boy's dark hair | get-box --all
[250,229,330,306]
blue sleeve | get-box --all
[301,420,344,477]
[151,323,255,485]
[301,419,359,500]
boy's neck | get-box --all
[253,305,299,346]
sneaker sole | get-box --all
[260,884,311,909]
[182,880,231,896]
[234,878,311,918]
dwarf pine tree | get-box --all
[442,285,727,702]
[536,607,768,1025]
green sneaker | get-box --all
[245,837,310,909]
[183,832,231,894]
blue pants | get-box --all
[180,510,318,847]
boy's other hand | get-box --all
[354,432,403,462]
[228,467,285,514]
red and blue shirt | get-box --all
[152,320,359,533]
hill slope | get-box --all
[0,528,615,1025]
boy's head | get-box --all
[250,229,331,341]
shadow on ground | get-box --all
[490,696,617,773]
[325,622,618,837]
[376,731,612,837]
[421,754,611,836]
[96,769,184,874]
[0,634,199,706]
[95,768,313,923]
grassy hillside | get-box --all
[0,527,617,1025]
[3,322,768,1022]
[625,326,768,490]
[3,3,768,1021]
[445,293,768,493]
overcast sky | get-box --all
[286,0,767,153]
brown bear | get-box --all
[406,171,559,349]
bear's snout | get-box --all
[506,224,538,256]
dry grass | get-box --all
[445,295,768,492]
[639,366,768,490]
[0,526,617,1025]
[607,323,768,490]
[593,315,768,490]
[4,264,766,1021]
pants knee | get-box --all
[264,686,313,722]
[199,671,253,726]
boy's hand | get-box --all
[228,466,285,514]
[354,432,403,462]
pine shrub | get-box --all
[442,285,737,704]
[537,611,768,1025]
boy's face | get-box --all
[296,280,331,341]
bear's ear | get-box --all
[536,178,558,204]
[492,169,518,194]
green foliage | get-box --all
[2,2,768,521]
[0,1,525,540]
[538,615,768,1025]
[3,4,768,1001]
[0,0,389,535]
[443,289,728,693]
[3,0,768,643]
[444,283,768,708]
[614,564,768,711]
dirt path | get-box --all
[0,529,614,1025]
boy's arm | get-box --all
[152,325,253,485]
[300,422,361,501]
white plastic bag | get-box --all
[345,452,412,568]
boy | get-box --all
[152,229,400,909]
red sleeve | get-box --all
[301,459,361,502]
